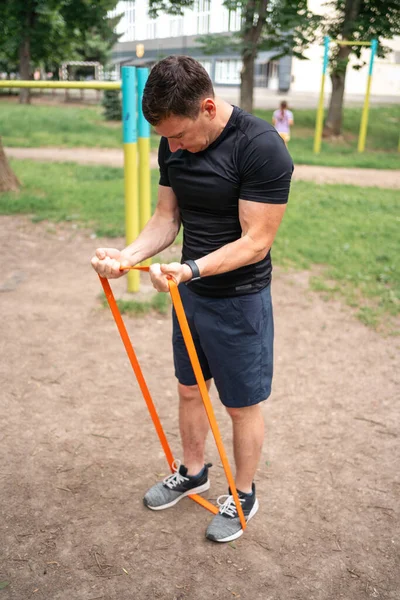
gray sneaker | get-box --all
[205,483,259,543]
[143,460,211,510]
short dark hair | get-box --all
[142,55,214,125]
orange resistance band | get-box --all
[99,266,246,530]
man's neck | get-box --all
[209,98,234,144]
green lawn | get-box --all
[1,101,399,169]
[0,103,123,149]
[255,106,400,170]
[1,160,398,332]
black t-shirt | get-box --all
[158,105,293,297]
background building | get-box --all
[108,0,290,91]
[109,0,400,98]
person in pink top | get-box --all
[272,101,294,145]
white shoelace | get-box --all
[163,459,189,489]
[216,494,245,518]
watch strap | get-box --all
[183,259,201,281]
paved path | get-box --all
[5,146,400,188]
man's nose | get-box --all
[168,139,182,152]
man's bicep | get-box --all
[155,185,180,222]
[239,200,286,249]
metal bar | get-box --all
[314,36,330,154]
[137,68,152,268]
[332,40,372,46]
[358,39,378,153]
[122,66,139,293]
[0,80,120,90]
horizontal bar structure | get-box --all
[0,80,121,90]
[333,40,372,46]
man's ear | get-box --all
[201,97,217,120]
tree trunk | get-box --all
[19,37,31,105]
[0,139,21,193]
[240,0,269,114]
[240,53,255,113]
[323,0,361,136]
[324,45,351,136]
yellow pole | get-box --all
[137,68,152,267]
[333,40,372,46]
[314,36,330,154]
[0,80,120,90]
[122,66,139,293]
[138,139,151,223]
[358,39,378,153]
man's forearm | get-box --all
[122,211,180,265]
[195,234,271,279]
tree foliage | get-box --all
[0,0,121,74]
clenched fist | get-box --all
[149,262,193,292]
[90,248,132,279]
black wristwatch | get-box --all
[183,259,201,282]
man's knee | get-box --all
[225,404,261,422]
[178,380,211,402]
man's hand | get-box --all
[149,262,193,292]
[90,248,132,279]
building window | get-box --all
[196,0,210,34]
[147,19,157,40]
[198,60,212,76]
[228,9,242,32]
[215,59,242,84]
[117,1,135,42]
[170,17,184,37]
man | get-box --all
[91,55,293,543]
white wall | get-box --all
[291,37,400,97]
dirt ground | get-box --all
[0,215,399,600]
[4,146,400,189]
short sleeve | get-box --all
[239,132,293,204]
[158,137,171,187]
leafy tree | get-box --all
[0,1,121,191]
[149,0,321,113]
[323,0,400,135]
[0,0,120,104]
[102,89,122,121]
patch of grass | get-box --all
[0,103,124,149]
[1,161,398,331]
[1,101,398,167]
[0,100,161,151]
[1,160,159,237]
[255,105,400,170]
[273,181,399,332]
[101,292,170,315]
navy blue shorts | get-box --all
[172,283,274,408]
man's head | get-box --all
[142,55,218,153]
